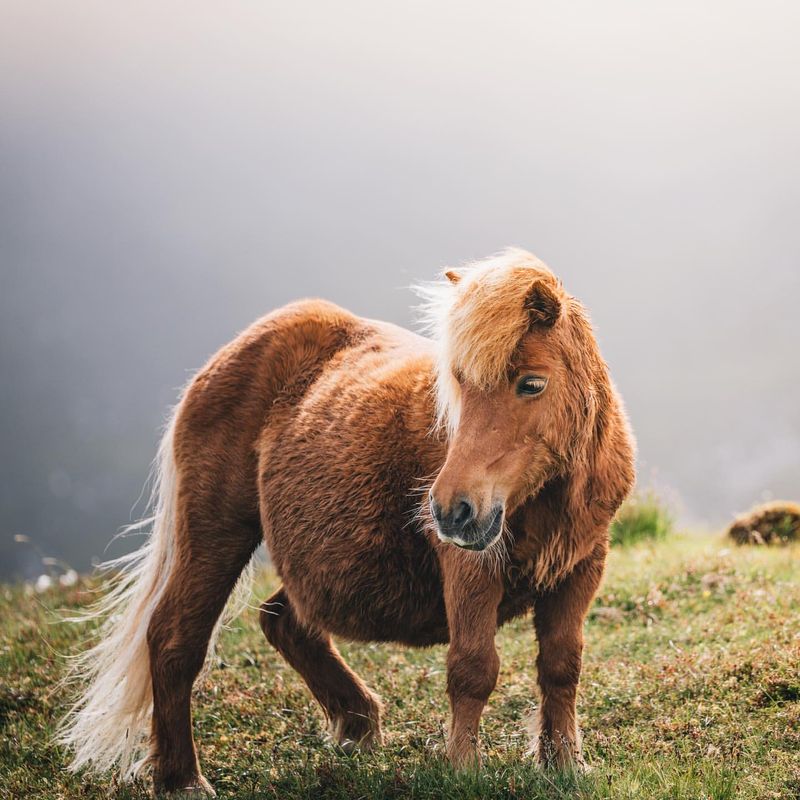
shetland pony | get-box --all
[59,249,635,796]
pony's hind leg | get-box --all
[147,524,259,795]
[260,587,383,750]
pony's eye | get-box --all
[516,375,548,397]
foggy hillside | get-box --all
[1,1,799,578]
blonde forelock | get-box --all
[415,248,566,436]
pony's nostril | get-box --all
[452,499,474,528]
[430,497,444,524]
[430,495,474,534]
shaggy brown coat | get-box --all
[61,249,635,795]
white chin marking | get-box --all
[440,534,469,547]
[437,531,503,551]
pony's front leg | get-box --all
[442,559,503,767]
[531,544,605,770]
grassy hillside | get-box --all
[1,534,798,799]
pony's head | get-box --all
[418,248,629,552]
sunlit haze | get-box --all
[2,1,799,576]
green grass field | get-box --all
[1,534,798,799]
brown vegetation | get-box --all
[727,501,800,545]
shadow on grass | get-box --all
[206,751,738,800]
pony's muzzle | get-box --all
[429,494,504,551]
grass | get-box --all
[610,491,674,547]
[1,534,799,799]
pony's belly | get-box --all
[273,534,450,646]
[320,597,450,647]
[256,327,450,645]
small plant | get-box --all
[610,490,673,547]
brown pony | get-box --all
[59,249,635,796]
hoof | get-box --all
[568,755,592,775]
[446,746,482,771]
[156,775,216,798]
[527,742,590,774]
[446,734,483,770]
[337,738,358,756]
[328,713,382,754]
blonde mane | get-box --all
[416,248,565,435]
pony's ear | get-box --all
[444,269,462,285]
[524,280,562,327]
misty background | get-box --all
[1,1,798,579]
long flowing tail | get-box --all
[57,409,256,778]
[56,412,182,777]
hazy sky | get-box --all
[2,1,799,578]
